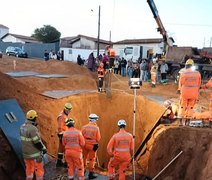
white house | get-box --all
[1,33,41,44]
[60,34,110,62]
[0,24,9,39]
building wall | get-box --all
[0,28,9,39]
[2,35,25,43]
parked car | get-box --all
[6,46,28,58]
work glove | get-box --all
[93,144,99,152]
[57,132,63,143]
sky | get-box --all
[1,0,212,48]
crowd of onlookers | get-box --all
[79,52,170,86]
[44,49,64,61]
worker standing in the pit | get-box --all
[106,45,116,70]
[150,58,158,88]
[56,102,72,167]
[201,77,212,126]
[81,113,101,179]
[20,110,47,180]
[178,59,201,125]
[107,119,134,180]
[62,118,85,180]
[97,62,106,92]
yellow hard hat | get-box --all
[26,110,38,120]
[64,103,72,110]
[65,118,75,126]
[185,59,194,65]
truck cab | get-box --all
[123,46,154,62]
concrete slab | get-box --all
[6,71,39,77]
[0,99,25,167]
[42,90,97,99]
[35,74,68,78]
[144,94,166,105]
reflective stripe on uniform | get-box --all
[36,177,43,180]
[64,131,80,135]
[184,85,199,88]
[68,175,74,179]
[66,144,80,147]
[114,133,131,138]
[20,135,39,142]
[183,71,199,75]
[107,149,112,153]
[23,152,41,158]
[26,174,33,179]
[114,148,130,152]
[83,126,98,130]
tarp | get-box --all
[42,90,96,99]
[0,99,25,167]
[6,71,39,77]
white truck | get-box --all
[116,45,162,63]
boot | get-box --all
[88,172,98,179]
[56,153,64,168]
[151,84,156,88]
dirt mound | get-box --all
[144,126,212,180]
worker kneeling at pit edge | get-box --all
[107,119,134,180]
[56,102,73,168]
[62,118,85,180]
[161,99,178,124]
[82,113,101,179]
[20,110,47,180]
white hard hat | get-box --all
[153,58,157,63]
[89,113,99,121]
[117,119,126,126]
[164,100,172,108]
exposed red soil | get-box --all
[0,56,211,180]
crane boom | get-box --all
[147,0,172,55]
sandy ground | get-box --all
[0,56,211,180]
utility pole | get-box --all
[97,5,101,57]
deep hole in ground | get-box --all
[0,57,212,180]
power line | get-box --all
[166,23,212,27]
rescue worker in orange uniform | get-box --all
[178,59,201,124]
[150,59,158,88]
[97,62,106,92]
[20,110,47,180]
[82,114,101,179]
[56,102,72,167]
[106,45,116,69]
[107,119,134,180]
[201,77,212,123]
[161,100,178,124]
[62,118,85,180]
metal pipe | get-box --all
[152,150,183,180]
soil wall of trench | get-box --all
[0,71,165,178]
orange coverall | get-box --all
[81,122,101,172]
[62,127,85,179]
[57,111,68,159]
[97,65,105,90]
[107,129,134,180]
[201,77,212,120]
[178,68,201,118]
[150,63,157,86]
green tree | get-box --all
[32,25,61,43]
